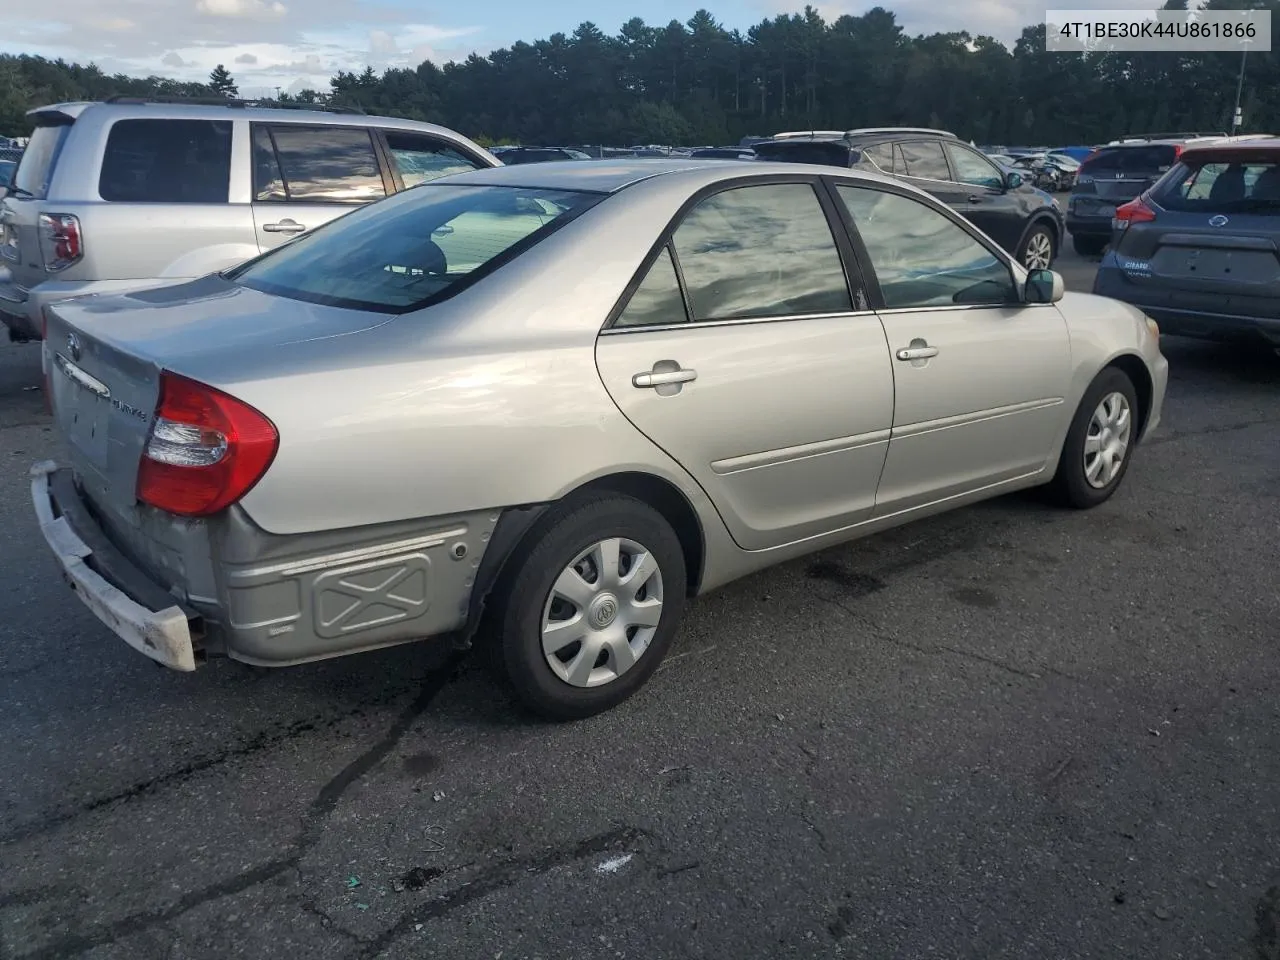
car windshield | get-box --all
[1153,159,1280,213]
[228,184,598,313]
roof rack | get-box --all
[1109,131,1227,143]
[773,130,847,140]
[846,126,957,138]
[102,95,367,115]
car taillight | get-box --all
[136,371,279,517]
[1113,196,1157,231]
[38,213,83,272]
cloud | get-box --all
[235,52,258,64]
[92,18,136,31]
[162,51,186,67]
[195,0,287,20]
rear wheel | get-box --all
[1072,235,1107,257]
[491,494,687,720]
[1019,224,1056,270]
[1046,367,1140,509]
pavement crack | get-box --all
[350,825,651,959]
[11,655,467,960]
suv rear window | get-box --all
[228,185,597,312]
[99,119,233,203]
[1082,145,1180,174]
[12,123,71,199]
[1152,159,1280,212]
[752,140,852,167]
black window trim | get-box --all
[96,117,234,204]
[249,121,393,205]
[226,182,608,315]
[601,173,873,334]
[370,127,490,193]
[822,174,1023,313]
[897,138,960,187]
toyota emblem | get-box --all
[1209,214,1229,227]
[66,332,81,361]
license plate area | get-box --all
[1153,247,1280,285]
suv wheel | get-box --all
[1072,235,1108,258]
[1019,224,1056,270]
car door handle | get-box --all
[967,195,984,203]
[896,346,939,361]
[632,368,697,388]
[262,219,306,234]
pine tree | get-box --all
[208,65,238,98]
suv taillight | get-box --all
[1113,196,1157,231]
[38,213,82,271]
[136,372,279,517]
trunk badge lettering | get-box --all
[66,332,82,361]
[1209,215,1229,227]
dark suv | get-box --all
[753,128,1065,270]
[1094,139,1280,348]
[1066,135,1244,256]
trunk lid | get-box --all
[1114,214,1280,298]
[44,274,395,515]
[1073,144,1183,212]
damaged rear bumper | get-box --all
[30,460,201,671]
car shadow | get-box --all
[1160,335,1280,386]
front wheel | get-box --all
[1046,367,1140,509]
[492,494,687,720]
[1019,224,1056,270]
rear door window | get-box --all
[253,124,387,203]
[381,131,483,187]
[12,123,72,199]
[864,143,895,173]
[99,119,232,203]
[899,140,951,181]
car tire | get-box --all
[1019,223,1056,270]
[1046,367,1140,509]
[490,493,687,721]
[1072,235,1107,257]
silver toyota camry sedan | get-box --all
[32,158,1169,719]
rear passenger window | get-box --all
[99,119,232,203]
[865,143,895,173]
[382,131,482,187]
[899,140,950,181]
[615,246,688,328]
[672,183,852,321]
[253,125,386,203]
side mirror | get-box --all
[1005,171,1023,190]
[1025,268,1064,304]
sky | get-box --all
[2,0,1136,97]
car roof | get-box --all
[26,99,471,138]
[1178,138,1280,163]
[436,157,898,193]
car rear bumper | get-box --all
[30,460,201,671]
[1065,214,1112,238]
[31,459,512,670]
[1094,266,1280,343]
[0,272,195,340]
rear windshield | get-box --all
[752,140,851,167]
[228,184,598,313]
[1152,159,1280,213]
[13,123,71,199]
[1082,145,1179,174]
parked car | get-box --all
[0,97,499,342]
[752,128,1065,270]
[0,157,16,199]
[1094,138,1280,348]
[1066,134,1259,256]
[493,146,594,165]
[33,158,1167,719]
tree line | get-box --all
[1,0,1276,147]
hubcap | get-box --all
[1084,391,1132,489]
[540,537,664,689]
[1024,232,1053,270]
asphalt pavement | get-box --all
[2,245,1279,960]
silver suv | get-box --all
[0,97,498,341]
